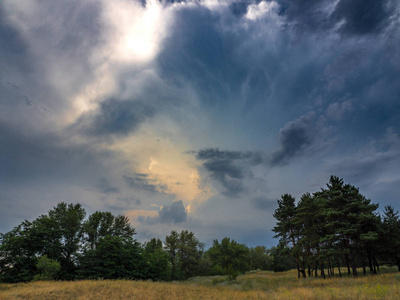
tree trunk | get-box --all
[346,254,351,275]
[367,249,376,274]
[308,264,311,277]
[321,261,325,279]
[373,256,380,272]
[290,230,301,278]
[350,251,358,277]
[315,260,318,277]
[337,257,342,277]
[327,259,332,277]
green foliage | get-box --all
[273,194,297,247]
[380,206,400,270]
[33,255,61,281]
[207,237,250,275]
[143,238,171,281]
[226,265,239,281]
[0,203,88,282]
[272,175,384,278]
[78,236,145,279]
[0,202,140,282]
[266,246,296,272]
[2,178,398,284]
[0,222,39,283]
[249,245,270,270]
[164,230,204,280]
[83,211,135,250]
[46,203,86,279]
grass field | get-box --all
[1,268,400,299]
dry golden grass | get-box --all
[1,269,400,299]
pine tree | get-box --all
[381,206,400,271]
[273,194,305,277]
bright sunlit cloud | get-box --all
[104,0,170,64]
[245,1,279,21]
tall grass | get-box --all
[1,269,400,299]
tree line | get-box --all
[0,203,294,283]
[273,176,400,278]
[2,176,399,282]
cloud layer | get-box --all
[1,0,400,247]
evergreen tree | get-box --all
[381,205,400,271]
[272,194,305,277]
[272,176,382,278]
[320,176,379,277]
[294,192,324,277]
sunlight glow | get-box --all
[106,0,167,64]
[108,125,214,208]
[246,1,279,21]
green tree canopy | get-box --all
[164,230,204,280]
[207,237,250,275]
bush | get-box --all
[33,255,60,281]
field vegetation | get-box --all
[1,268,400,299]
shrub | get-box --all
[33,255,60,281]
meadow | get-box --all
[1,268,400,300]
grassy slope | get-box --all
[1,269,400,299]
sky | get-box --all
[1,0,399,248]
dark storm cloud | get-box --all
[331,0,392,35]
[0,121,111,186]
[327,127,400,192]
[278,0,331,32]
[251,197,276,211]
[159,200,187,223]
[366,179,400,208]
[96,178,119,195]
[124,173,167,193]
[0,7,39,113]
[75,99,154,137]
[156,4,244,107]
[228,0,265,17]
[330,151,399,185]
[0,6,30,71]
[138,200,187,224]
[277,0,396,35]
[197,148,263,164]
[271,113,317,166]
[103,197,142,215]
[196,148,263,197]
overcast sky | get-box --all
[1,0,399,247]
